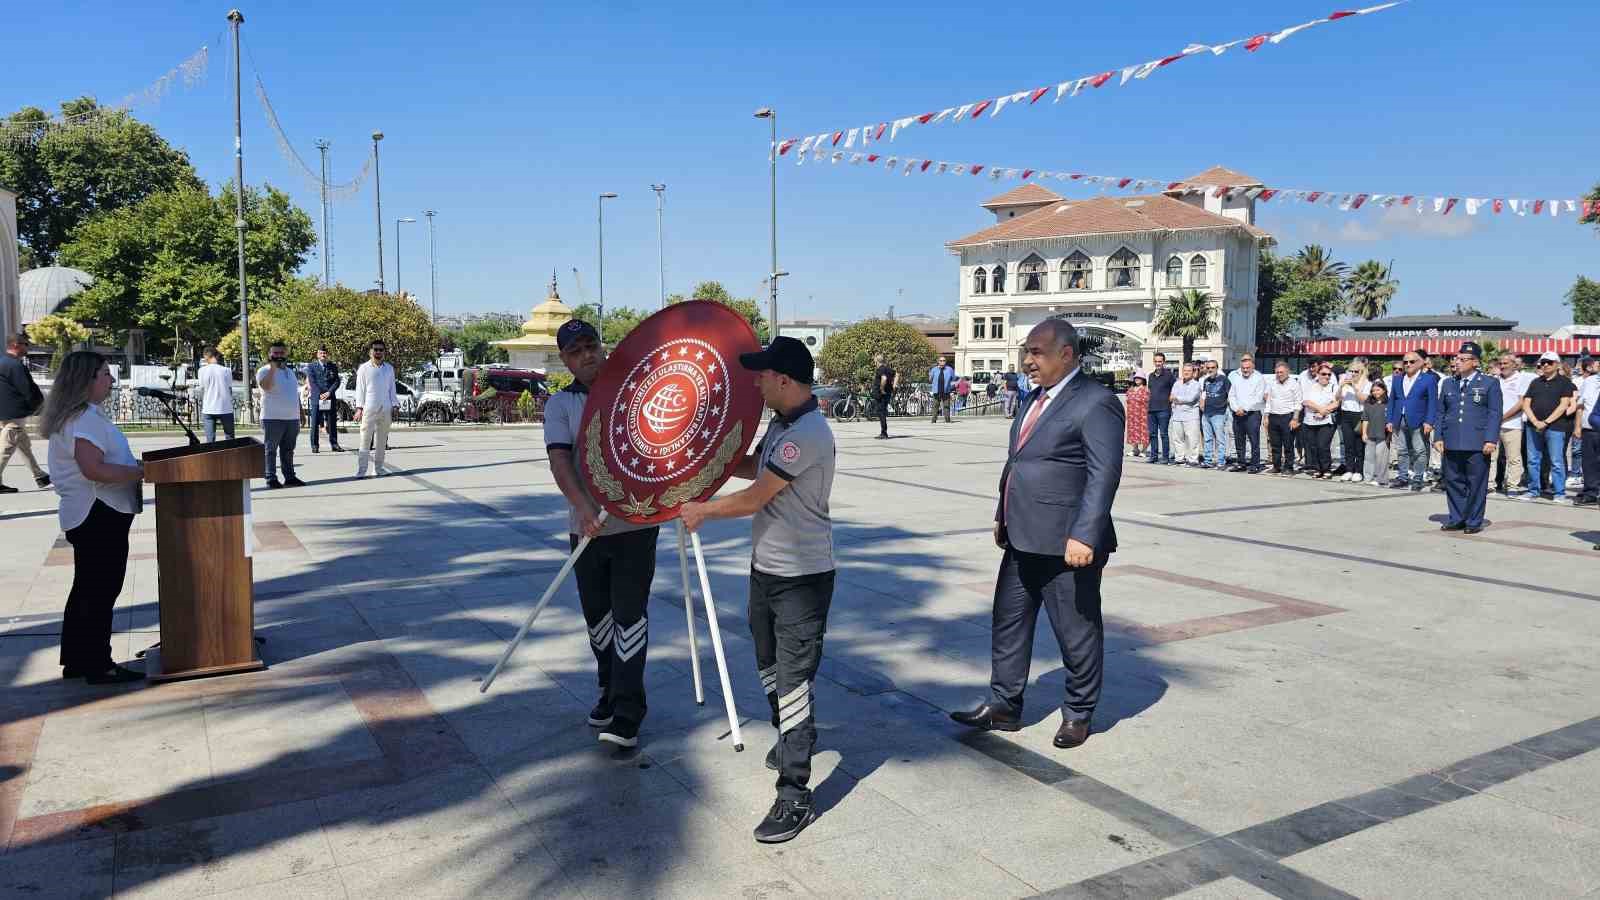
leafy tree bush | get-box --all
[27,314,89,372]
[817,318,936,388]
[545,371,575,393]
[667,281,769,342]
[219,280,440,373]
[1566,276,1600,326]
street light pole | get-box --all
[395,217,416,296]
[424,210,438,322]
[227,9,252,423]
[651,184,666,309]
[597,192,617,330]
[372,131,385,293]
[754,107,778,343]
[315,139,331,285]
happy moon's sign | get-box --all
[577,301,766,524]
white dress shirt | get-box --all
[1265,376,1303,415]
[1499,371,1533,429]
[1227,369,1267,413]
[355,361,398,413]
[1578,373,1600,429]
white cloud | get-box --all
[1296,205,1480,244]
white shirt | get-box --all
[355,361,398,413]
[1499,370,1534,429]
[196,363,235,416]
[256,363,302,421]
[48,405,140,531]
[1401,372,1419,398]
[1578,373,1600,430]
[1227,369,1267,412]
[1336,375,1368,412]
[1022,366,1079,428]
[1301,381,1337,426]
[1265,376,1303,415]
[1170,378,1202,422]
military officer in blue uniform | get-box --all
[1433,341,1502,534]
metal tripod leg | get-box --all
[689,531,744,752]
[676,521,705,705]
[480,511,608,692]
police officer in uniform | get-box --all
[679,336,835,845]
[1434,341,1502,535]
[544,319,660,748]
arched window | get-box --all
[991,264,1007,294]
[1108,248,1140,289]
[1190,254,1208,287]
[972,267,987,295]
[1061,251,1091,290]
[1017,254,1046,293]
[1165,256,1184,288]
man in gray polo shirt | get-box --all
[680,335,835,845]
[544,318,660,750]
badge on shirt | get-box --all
[779,441,800,464]
[1470,388,1486,405]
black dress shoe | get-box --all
[765,742,779,771]
[1463,526,1484,535]
[85,664,145,685]
[264,478,283,489]
[1054,718,1090,749]
[35,473,51,488]
[331,445,346,452]
[1440,522,1466,532]
[950,702,1021,732]
[283,477,307,487]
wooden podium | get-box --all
[141,438,267,683]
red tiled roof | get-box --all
[948,194,1271,248]
[1175,165,1264,188]
[979,183,1063,209]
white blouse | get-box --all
[1302,382,1337,426]
[48,405,140,531]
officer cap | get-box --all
[1457,341,1482,359]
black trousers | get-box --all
[1305,423,1335,474]
[1267,413,1296,471]
[749,567,834,802]
[1582,430,1600,499]
[308,403,340,449]
[989,548,1105,722]
[60,500,134,672]
[1233,411,1261,467]
[874,393,890,436]
[571,527,659,727]
[1442,449,1490,528]
[1338,409,1364,474]
[931,393,952,423]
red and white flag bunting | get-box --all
[806,150,1594,219]
[772,2,1405,158]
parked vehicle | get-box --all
[335,371,421,421]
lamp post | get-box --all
[395,217,416,296]
[754,107,778,344]
[372,131,385,293]
[597,192,617,330]
[424,210,438,322]
[651,184,666,309]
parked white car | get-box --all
[334,371,420,421]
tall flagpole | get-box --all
[228,9,251,422]
[315,139,331,285]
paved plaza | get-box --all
[2,415,1599,898]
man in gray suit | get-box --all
[951,319,1124,749]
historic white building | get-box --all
[949,166,1275,376]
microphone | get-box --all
[137,386,200,446]
[137,386,177,400]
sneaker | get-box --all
[765,742,779,771]
[34,473,51,488]
[0,484,16,494]
[587,701,614,728]
[598,719,639,748]
[1410,484,1424,493]
[311,447,320,454]
[753,795,815,844]
[1575,495,1598,506]
[1551,495,1573,506]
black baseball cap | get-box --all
[739,336,814,384]
[556,318,600,351]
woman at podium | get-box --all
[40,351,147,684]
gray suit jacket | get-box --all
[995,373,1124,557]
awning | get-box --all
[1259,337,1600,357]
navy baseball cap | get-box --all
[556,318,600,351]
[1457,341,1482,359]
[739,336,815,384]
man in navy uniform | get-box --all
[1433,341,1502,534]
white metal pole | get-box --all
[676,521,704,705]
[690,531,744,751]
[481,511,608,692]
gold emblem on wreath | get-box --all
[586,415,744,519]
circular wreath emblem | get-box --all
[577,301,765,524]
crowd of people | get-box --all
[1121,348,1600,506]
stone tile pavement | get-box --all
[1,417,1599,898]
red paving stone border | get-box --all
[42,520,307,566]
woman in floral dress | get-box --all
[1124,373,1150,457]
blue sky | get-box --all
[7,1,1599,328]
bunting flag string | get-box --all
[0,42,213,147]
[771,3,1405,159]
[253,73,374,202]
[805,150,1594,220]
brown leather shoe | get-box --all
[1053,718,1090,749]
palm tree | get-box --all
[1151,289,1217,363]
[1345,260,1398,320]
[1293,244,1349,284]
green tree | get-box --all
[1581,182,1599,230]
[1567,276,1600,325]
[26,313,89,372]
[444,313,523,365]
[0,98,203,263]
[1452,304,1491,318]
[18,242,38,271]
[1151,289,1217,363]
[60,182,315,358]
[1281,278,1346,337]
[668,281,770,342]
[570,303,648,346]
[220,282,440,373]
[1345,261,1398,320]
[1255,250,1297,343]
[816,319,936,388]
[1292,244,1349,284]
[215,311,289,375]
